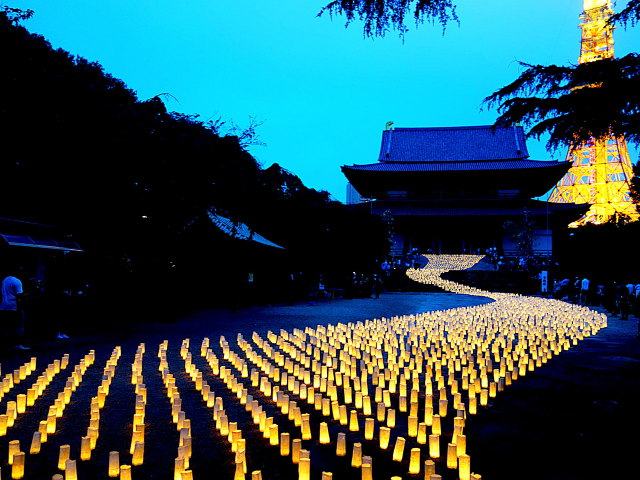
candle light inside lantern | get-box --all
[80,436,91,460]
[58,444,70,470]
[280,432,290,456]
[351,442,362,467]
[408,415,418,437]
[291,439,302,463]
[132,441,144,466]
[108,451,120,477]
[386,408,396,428]
[447,443,458,469]
[120,464,132,480]
[336,432,346,456]
[429,435,440,458]
[364,418,374,440]
[379,426,391,449]
[319,422,330,444]
[424,459,436,477]
[458,454,471,480]
[361,463,372,480]
[269,424,280,446]
[298,457,310,480]
[349,410,359,432]
[65,459,78,480]
[392,437,405,462]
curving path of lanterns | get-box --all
[0,255,607,479]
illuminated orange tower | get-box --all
[548,0,637,226]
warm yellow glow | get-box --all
[65,459,78,480]
[459,454,471,480]
[280,432,290,456]
[291,439,302,464]
[386,408,396,428]
[379,426,391,449]
[429,435,440,458]
[361,463,373,480]
[408,415,418,437]
[351,442,363,467]
[392,437,405,462]
[109,451,120,477]
[283,447,304,480]
[363,418,374,440]
[58,444,70,470]
[301,414,312,440]
[336,432,347,456]
[0,414,8,436]
[80,436,92,461]
[269,424,279,446]
[409,447,421,474]
[132,441,144,466]
[457,434,467,456]
[349,410,359,432]
[447,443,458,469]
[120,464,132,480]
[12,451,25,479]
[584,0,609,10]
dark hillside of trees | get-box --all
[0,12,389,323]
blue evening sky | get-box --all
[9,1,639,202]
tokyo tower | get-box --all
[548,0,638,226]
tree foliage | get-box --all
[483,55,640,150]
[611,0,640,26]
[318,0,457,37]
[319,1,640,154]
[0,11,389,309]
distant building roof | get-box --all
[208,212,284,249]
[377,125,529,163]
[344,159,560,173]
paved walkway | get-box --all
[1,292,639,479]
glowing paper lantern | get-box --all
[361,463,373,480]
[12,451,25,479]
[379,426,391,450]
[429,435,440,458]
[132,441,144,466]
[80,436,91,461]
[459,454,471,480]
[336,432,347,456]
[108,451,120,477]
[120,464,132,480]
[409,448,421,474]
[65,459,78,480]
[291,439,302,464]
[392,437,405,462]
[364,418,375,440]
[447,443,458,469]
[319,422,330,444]
[349,410,359,432]
[57,445,70,470]
[298,457,310,480]
[351,443,362,467]
[280,432,290,456]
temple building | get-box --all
[342,125,586,256]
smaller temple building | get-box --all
[342,125,586,256]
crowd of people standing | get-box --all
[554,276,640,323]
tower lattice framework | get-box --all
[548,0,638,226]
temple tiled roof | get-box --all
[377,125,529,163]
[343,159,565,173]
